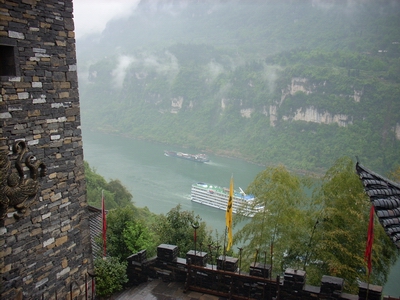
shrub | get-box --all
[94,257,128,297]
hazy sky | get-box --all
[73,0,140,39]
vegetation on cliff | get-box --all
[78,1,400,175]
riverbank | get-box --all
[84,126,326,177]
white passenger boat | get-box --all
[191,182,262,217]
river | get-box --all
[81,129,399,297]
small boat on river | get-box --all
[164,150,210,163]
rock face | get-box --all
[275,77,356,128]
[170,76,359,130]
[283,107,353,127]
[0,1,93,299]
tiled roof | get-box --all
[356,162,400,249]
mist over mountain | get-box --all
[76,0,400,174]
[78,0,399,61]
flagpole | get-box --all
[224,176,234,270]
[254,248,259,266]
[364,204,374,300]
[102,190,107,258]
[223,226,227,269]
[223,225,227,256]
[192,223,199,260]
[270,241,273,279]
[208,243,214,270]
[225,176,234,252]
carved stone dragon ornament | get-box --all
[0,141,46,223]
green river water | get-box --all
[82,129,399,297]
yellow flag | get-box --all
[226,176,233,251]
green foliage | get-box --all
[94,257,128,297]
[310,157,398,293]
[154,205,213,257]
[106,205,157,261]
[85,162,160,262]
[234,165,311,274]
[84,161,133,209]
[235,157,398,293]
[389,166,400,182]
[85,163,159,261]
[106,206,137,261]
[123,220,156,257]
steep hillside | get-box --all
[77,0,400,174]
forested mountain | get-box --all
[77,0,400,174]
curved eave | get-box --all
[356,162,400,249]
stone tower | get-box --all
[0,0,93,298]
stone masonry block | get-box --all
[55,235,68,246]
[56,267,70,279]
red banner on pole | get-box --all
[102,193,107,258]
[364,205,374,275]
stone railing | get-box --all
[125,245,397,300]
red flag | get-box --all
[102,192,107,257]
[92,277,95,298]
[364,205,374,275]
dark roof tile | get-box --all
[356,162,400,249]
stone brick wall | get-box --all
[0,0,93,298]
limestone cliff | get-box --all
[276,77,359,128]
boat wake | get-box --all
[203,161,226,168]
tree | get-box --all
[94,257,128,297]
[310,157,398,293]
[234,165,312,276]
[106,206,137,261]
[123,220,156,257]
[84,161,134,209]
[306,157,369,291]
[85,161,109,207]
[107,179,134,207]
[389,165,400,182]
[235,158,398,293]
[106,205,158,261]
[154,205,213,257]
